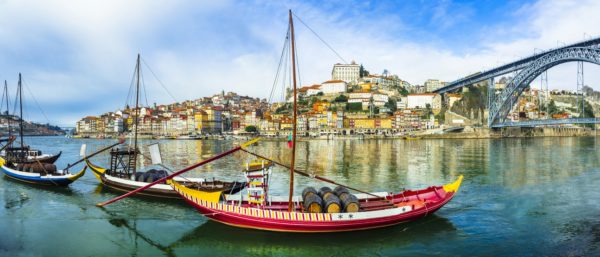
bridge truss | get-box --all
[433,37,600,128]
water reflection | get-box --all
[170,215,456,257]
[2,136,600,256]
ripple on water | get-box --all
[1,136,600,256]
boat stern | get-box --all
[67,166,87,182]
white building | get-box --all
[320,80,347,94]
[406,93,437,109]
[307,85,322,96]
[372,93,389,107]
[349,92,371,109]
[331,62,360,84]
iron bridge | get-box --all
[432,36,600,127]
[491,118,600,128]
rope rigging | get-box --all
[292,13,348,64]
[267,26,291,105]
[21,78,51,125]
[141,57,178,104]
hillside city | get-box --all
[75,62,598,138]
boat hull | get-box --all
[85,159,245,199]
[170,176,463,233]
[0,158,85,186]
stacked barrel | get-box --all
[302,185,360,213]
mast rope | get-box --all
[292,13,348,64]
[125,64,137,109]
[140,65,149,108]
[141,57,178,103]
[21,79,51,125]
[0,83,5,116]
[267,26,291,105]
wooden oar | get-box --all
[241,148,384,199]
[65,139,124,171]
[0,136,16,153]
[96,138,260,207]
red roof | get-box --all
[322,80,346,84]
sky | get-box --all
[0,0,598,126]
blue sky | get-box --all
[0,0,597,126]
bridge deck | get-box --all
[492,118,600,128]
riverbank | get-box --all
[73,126,598,141]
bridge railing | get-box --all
[491,118,600,128]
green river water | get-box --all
[1,136,600,256]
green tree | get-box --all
[346,102,362,112]
[582,100,595,118]
[547,100,559,115]
[245,125,258,133]
[398,87,409,96]
[384,99,397,112]
[435,108,446,123]
[422,103,433,119]
[275,103,291,114]
[334,94,348,103]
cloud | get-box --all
[0,0,597,126]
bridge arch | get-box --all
[489,47,600,125]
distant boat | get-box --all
[443,126,465,133]
[403,135,422,140]
[0,157,85,186]
[1,75,61,165]
[177,134,199,140]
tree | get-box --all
[359,64,370,77]
[435,108,446,123]
[334,94,348,102]
[582,100,595,118]
[275,103,291,114]
[347,102,362,112]
[384,99,397,112]
[421,103,433,119]
[398,87,409,96]
[547,100,559,115]
[245,125,258,133]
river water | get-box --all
[1,136,600,256]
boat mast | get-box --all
[18,73,24,149]
[288,10,298,212]
[133,54,141,176]
[4,81,10,138]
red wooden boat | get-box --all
[168,176,462,232]
[96,10,464,234]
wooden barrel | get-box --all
[333,186,350,198]
[322,193,342,213]
[339,193,360,213]
[144,174,156,183]
[318,186,334,199]
[43,164,57,173]
[302,187,318,200]
[303,194,323,213]
[135,172,145,182]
